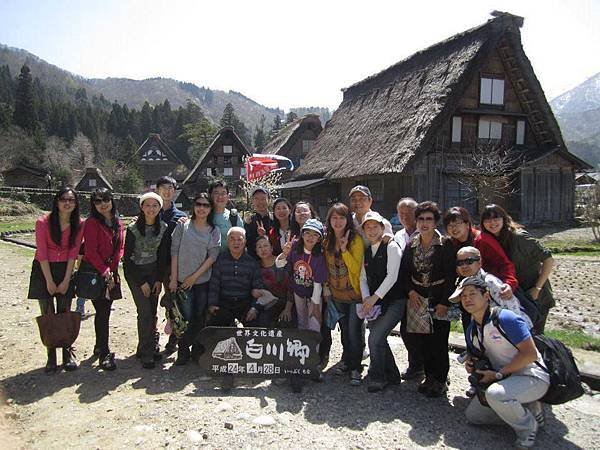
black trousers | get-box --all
[207,298,259,327]
[405,318,450,383]
[92,298,113,357]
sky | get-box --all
[0,0,598,111]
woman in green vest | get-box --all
[123,192,171,369]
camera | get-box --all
[467,356,493,386]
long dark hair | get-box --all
[294,229,323,256]
[135,196,162,237]
[480,204,519,251]
[290,201,317,236]
[272,197,292,235]
[90,188,120,232]
[190,192,215,229]
[323,202,356,253]
[49,186,80,249]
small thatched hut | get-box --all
[262,114,323,177]
[137,133,191,189]
[75,167,113,192]
[283,12,591,224]
[183,126,251,195]
[2,165,48,188]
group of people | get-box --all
[29,177,556,449]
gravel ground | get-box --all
[1,242,599,449]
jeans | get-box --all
[180,283,208,352]
[333,300,363,371]
[466,375,549,437]
[367,298,405,383]
[294,293,321,332]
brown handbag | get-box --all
[35,311,81,348]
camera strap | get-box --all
[471,307,492,357]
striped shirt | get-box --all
[208,250,265,306]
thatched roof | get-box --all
[262,114,322,155]
[137,133,190,168]
[75,167,114,191]
[293,12,580,180]
[183,126,251,185]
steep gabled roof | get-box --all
[137,133,189,167]
[262,114,322,155]
[183,126,251,184]
[75,167,114,191]
[294,12,580,180]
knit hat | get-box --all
[301,218,324,237]
[139,192,163,209]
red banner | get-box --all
[246,155,291,181]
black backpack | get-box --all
[490,308,584,405]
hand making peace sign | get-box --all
[282,231,295,257]
[339,229,350,253]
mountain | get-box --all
[0,44,284,132]
[551,72,600,169]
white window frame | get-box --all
[451,117,462,143]
[480,78,504,105]
[478,119,502,140]
[223,145,233,154]
[302,140,314,154]
[88,179,97,187]
[240,167,247,176]
[206,168,212,176]
[516,120,526,145]
[224,167,233,176]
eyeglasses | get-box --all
[447,220,466,227]
[417,217,435,222]
[93,198,111,205]
[59,197,76,203]
[195,202,211,208]
[456,257,480,267]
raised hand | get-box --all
[282,232,295,257]
[257,220,266,236]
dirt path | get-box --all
[0,242,599,449]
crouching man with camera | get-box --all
[455,276,549,449]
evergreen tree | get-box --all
[13,64,38,133]
[220,103,235,128]
[285,111,298,124]
[0,103,12,130]
[140,101,153,137]
[0,65,14,104]
[272,114,282,133]
[254,114,267,151]
[181,116,218,162]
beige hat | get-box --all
[139,192,163,209]
[361,211,385,227]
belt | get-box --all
[411,276,445,288]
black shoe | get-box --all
[44,348,57,374]
[62,347,78,372]
[100,353,117,371]
[425,379,448,398]
[153,351,163,362]
[401,367,425,380]
[164,334,178,355]
[367,381,387,393]
[142,361,155,369]
[417,377,433,394]
[175,348,190,366]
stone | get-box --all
[186,430,202,443]
[252,415,276,426]
[224,422,234,430]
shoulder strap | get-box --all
[491,307,548,374]
[229,210,238,227]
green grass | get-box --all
[541,238,600,256]
[0,219,36,234]
[450,320,600,352]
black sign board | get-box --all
[197,327,321,378]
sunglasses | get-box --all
[195,202,211,208]
[456,257,480,267]
[59,197,76,203]
[93,198,111,205]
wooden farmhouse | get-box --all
[1,165,48,188]
[575,172,599,186]
[136,133,191,189]
[183,126,251,195]
[262,114,323,179]
[75,167,114,192]
[283,12,591,224]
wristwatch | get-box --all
[494,371,505,381]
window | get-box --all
[223,145,233,154]
[516,120,525,145]
[224,155,232,165]
[302,140,314,155]
[224,167,233,176]
[206,168,212,176]
[480,77,504,105]
[478,119,502,140]
[240,167,247,176]
[88,179,97,187]
[451,117,462,143]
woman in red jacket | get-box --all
[81,188,124,371]
[28,187,84,373]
